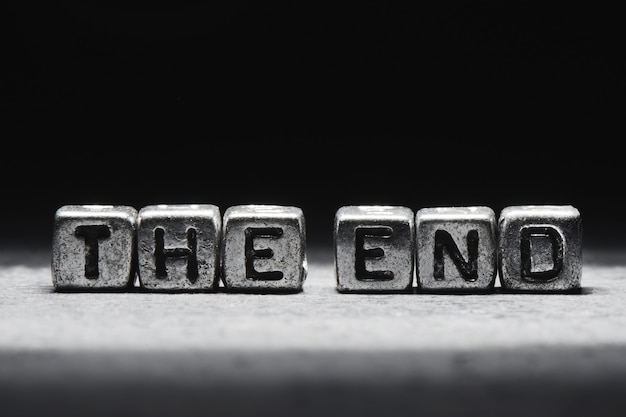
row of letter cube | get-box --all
[51,203,582,293]
[52,204,307,292]
[335,205,582,293]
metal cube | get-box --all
[51,205,137,291]
[415,206,497,292]
[137,204,222,292]
[335,205,415,293]
[498,205,583,292]
[221,205,307,292]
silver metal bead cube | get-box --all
[415,206,497,292]
[221,204,307,292]
[498,205,583,292]
[334,205,415,293]
[137,204,222,292]
[51,205,138,291]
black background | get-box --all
[3,2,624,250]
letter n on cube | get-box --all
[415,206,497,292]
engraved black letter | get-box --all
[154,227,199,282]
[433,229,479,281]
[520,226,563,280]
[355,226,394,281]
[245,227,284,280]
[74,225,111,279]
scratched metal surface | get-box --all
[1,246,626,417]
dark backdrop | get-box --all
[3,2,624,249]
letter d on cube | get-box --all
[498,205,583,292]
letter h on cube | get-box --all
[136,204,222,292]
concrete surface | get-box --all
[2,247,626,416]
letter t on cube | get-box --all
[335,206,415,293]
[51,205,138,291]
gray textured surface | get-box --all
[2,247,626,416]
